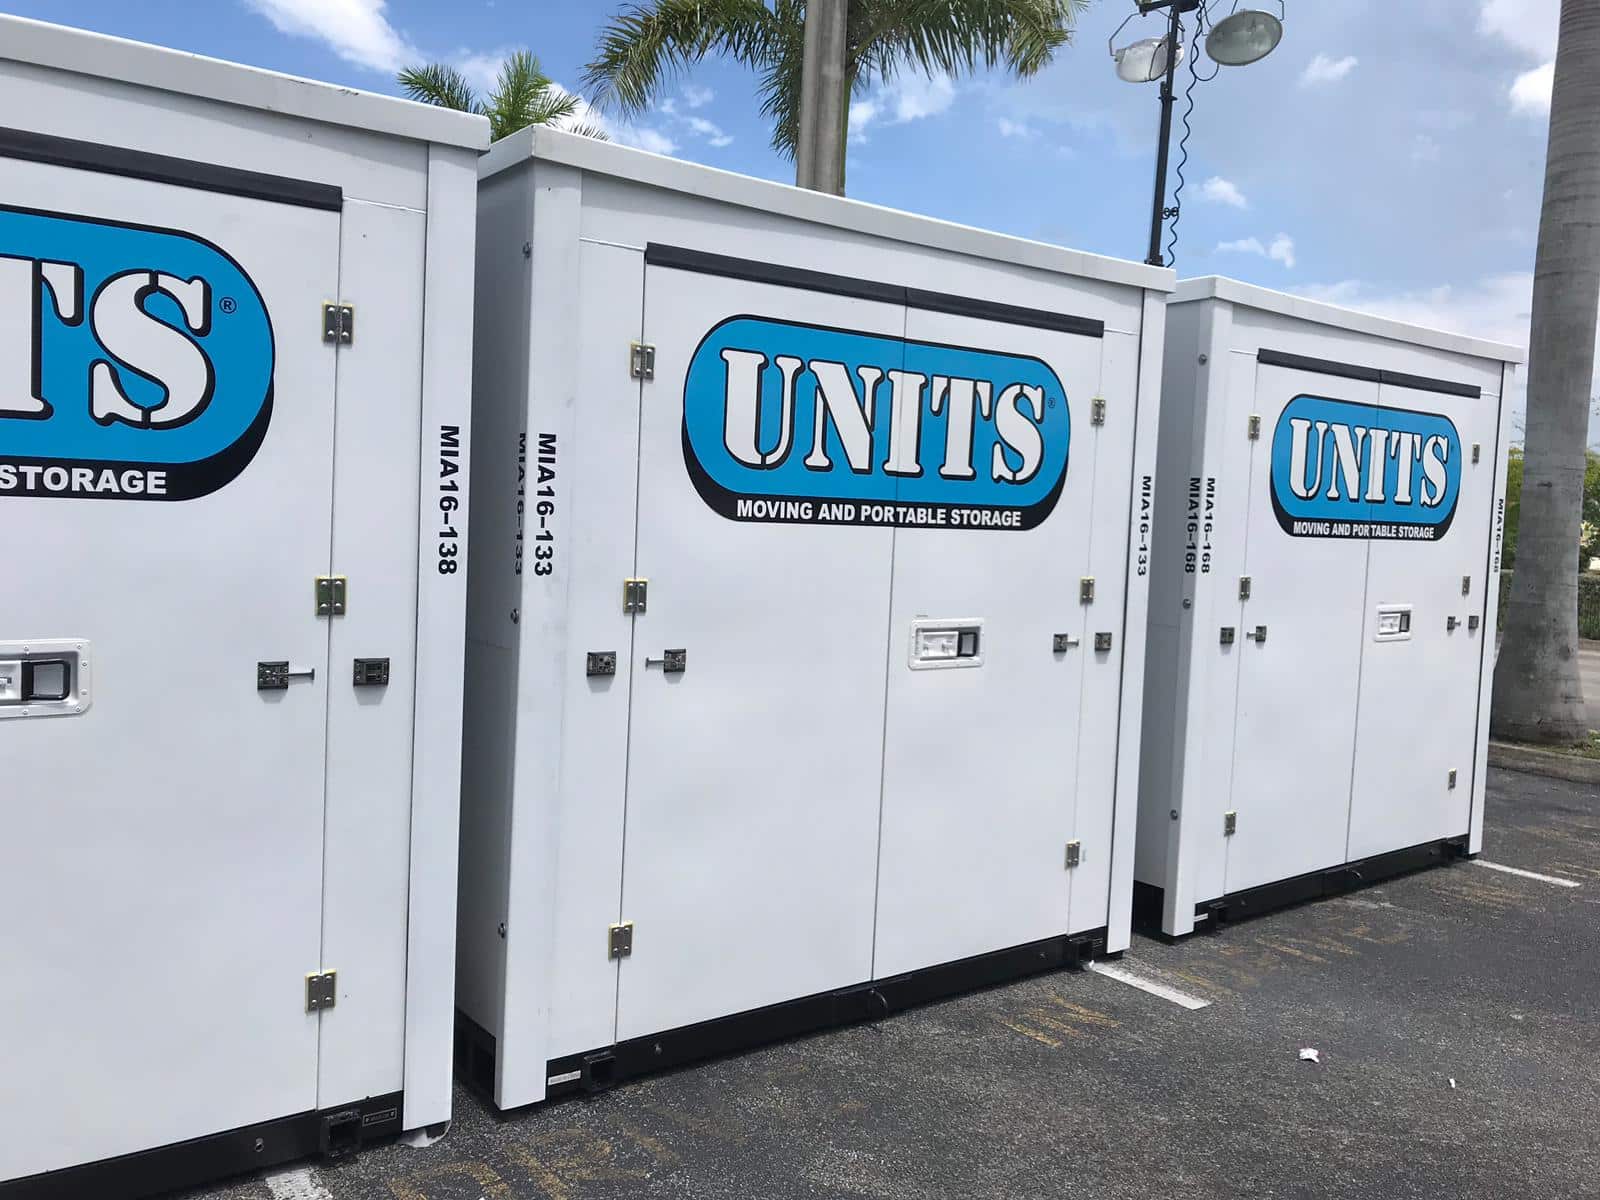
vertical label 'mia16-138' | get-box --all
[1270,394,1461,540]
[681,316,1071,530]
[0,204,274,501]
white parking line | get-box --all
[1472,859,1582,888]
[1086,960,1211,1010]
[265,1167,334,1200]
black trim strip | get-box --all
[1258,348,1481,399]
[1133,836,1469,939]
[460,928,1109,1107]
[0,127,343,212]
[0,1092,403,1200]
[1379,367,1482,399]
[645,243,1105,339]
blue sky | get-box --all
[12,0,1576,421]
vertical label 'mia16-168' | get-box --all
[1270,394,1461,540]
[0,204,274,501]
[680,316,1071,530]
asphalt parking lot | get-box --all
[194,766,1599,1200]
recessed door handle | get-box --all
[257,661,317,690]
[645,649,686,673]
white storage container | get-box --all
[0,17,487,1197]
[457,128,1171,1109]
[1137,277,1522,938]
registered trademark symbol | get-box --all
[218,296,237,314]
[1047,397,1056,408]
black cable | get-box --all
[1165,4,1221,267]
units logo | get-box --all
[0,205,274,501]
[682,316,1070,530]
[1270,394,1461,540]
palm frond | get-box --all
[852,0,1084,83]
[396,63,479,114]
[583,0,781,116]
[754,0,808,160]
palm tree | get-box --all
[398,51,607,142]
[583,0,1084,194]
[1492,0,1600,744]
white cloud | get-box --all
[849,98,880,140]
[1216,232,1295,268]
[1200,176,1248,209]
[243,0,414,72]
[683,84,714,109]
[686,115,733,148]
[1479,0,1557,117]
[659,97,678,116]
[852,73,956,140]
[1300,53,1358,86]
[1510,62,1555,116]
[452,46,513,94]
[887,73,954,122]
[1296,274,1537,349]
[997,118,1034,139]
[1478,0,1559,60]
[618,126,678,155]
[1411,134,1442,164]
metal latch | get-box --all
[1064,840,1082,869]
[1052,633,1080,653]
[306,970,337,1012]
[629,342,656,380]
[1468,614,1481,632]
[1239,576,1252,601]
[646,648,686,673]
[1080,577,1095,604]
[1224,811,1237,836]
[587,651,617,677]
[258,661,315,690]
[1094,632,1113,652]
[1462,575,1471,596]
[322,302,354,345]
[1220,626,1236,645]
[623,578,648,614]
[1090,397,1106,426]
[1447,768,1458,790]
[352,658,389,687]
[1249,625,1267,644]
[1472,443,1481,464]
[608,921,634,959]
[1447,615,1459,632]
[316,576,347,617]
[1248,414,1262,440]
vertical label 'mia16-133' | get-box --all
[0,204,275,501]
[1270,393,1461,540]
[681,316,1071,530]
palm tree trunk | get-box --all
[1492,0,1600,744]
[795,0,848,194]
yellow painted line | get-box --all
[997,1017,1064,1048]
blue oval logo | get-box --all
[1270,394,1461,540]
[0,204,274,501]
[682,316,1070,530]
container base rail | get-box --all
[1133,837,1470,940]
[0,1093,404,1200]
[458,929,1109,1104]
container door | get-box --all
[0,156,338,1180]
[616,261,898,1041]
[1345,378,1498,860]
[1223,361,1374,897]
[873,306,1101,978]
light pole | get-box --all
[1111,2,1285,267]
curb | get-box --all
[1489,740,1600,785]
